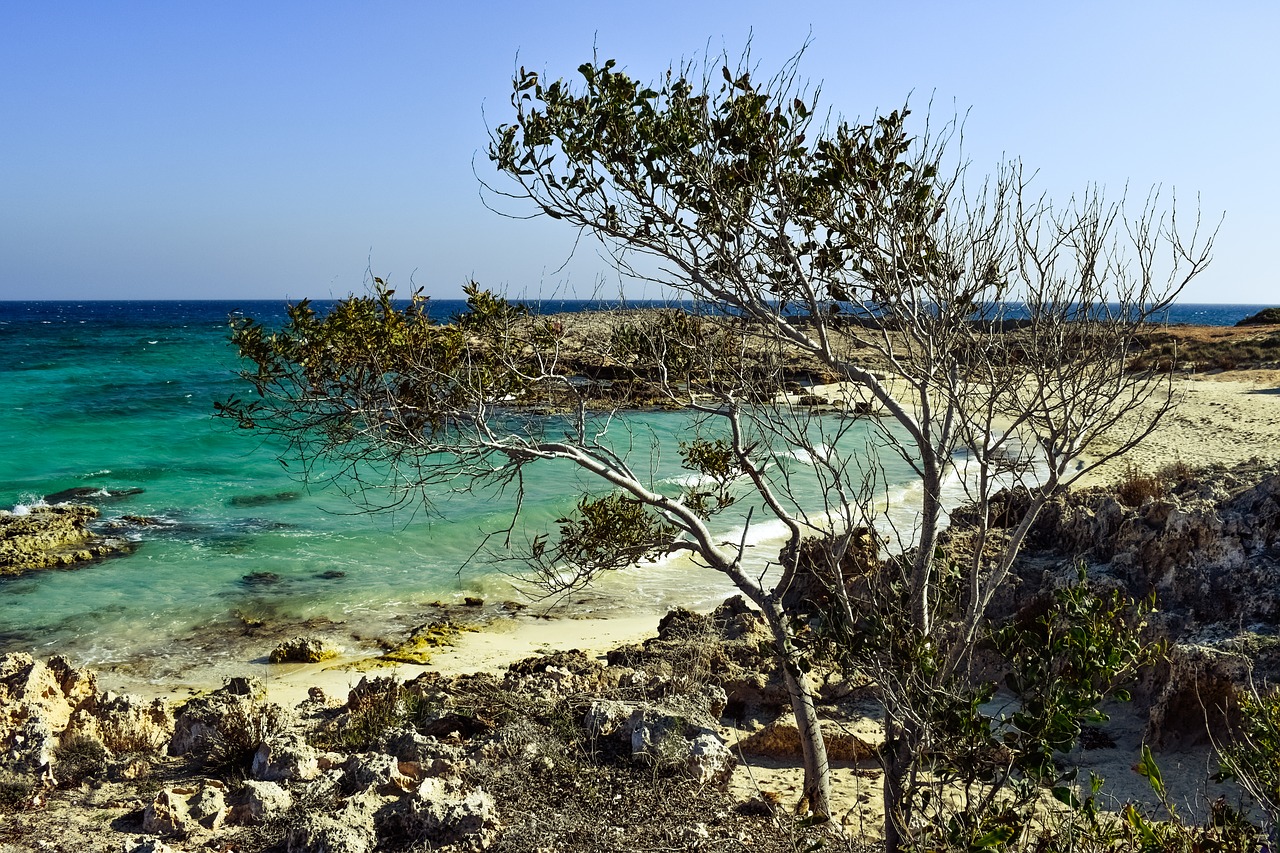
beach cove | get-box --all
[3,301,1280,851]
[1,301,1278,701]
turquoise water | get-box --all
[0,301,917,676]
[0,300,1269,677]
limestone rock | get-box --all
[738,713,879,762]
[169,681,284,759]
[686,731,735,786]
[287,814,376,853]
[143,786,196,836]
[583,699,631,737]
[252,733,320,782]
[270,636,339,664]
[0,654,98,773]
[382,728,466,775]
[227,779,293,825]
[1141,643,1252,749]
[340,751,420,795]
[0,503,132,573]
[64,691,172,756]
[626,706,736,787]
[384,777,501,851]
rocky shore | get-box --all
[3,457,1280,851]
[0,599,871,853]
[3,320,1280,850]
[0,504,133,575]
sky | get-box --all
[0,1,1276,304]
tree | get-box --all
[219,49,1215,849]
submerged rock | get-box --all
[229,491,300,507]
[0,503,132,574]
[42,486,144,504]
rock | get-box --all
[0,504,131,573]
[379,621,477,665]
[223,676,262,696]
[168,679,283,759]
[340,751,420,795]
[126,840,177,853]
[583,699,631,737]
[382,728,465,772]
[506,648,606,695]
[270,636,339,664]
[0,654,98,774]
[287,814,376,853]
[187,781,229,831]
[7,718,56,778]
[383,777,501,851]
[43,486,144,504]
[229,491,300,507]
[65,691,172,756]
[143,787,196,835]
[1142,643,1251,749]
[169,693,252,757]
[686,731,735,786]
[252,733,320,782]
[1235,307,1280,326]
[627,706,736,787]
[227,779,293,825]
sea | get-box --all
[0,300,1269,686]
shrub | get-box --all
[1218,685,1280,834]
[1115,462,1167,507]
[0,774,34,811]
[202,700,290,779]
[54,734,110,786]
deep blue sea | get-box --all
[0,300,1269,685]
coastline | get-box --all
[5,323,1280,849]
[27,361,1280,708]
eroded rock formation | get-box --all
[0,503,132,574]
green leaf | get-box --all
[971,825,1015,848]
[1136,744,1165,796]
[1051,785,1081,809]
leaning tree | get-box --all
[220,49,1214,850]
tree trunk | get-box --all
[883,715,914,853]
[762,601,833,818]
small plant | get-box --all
[0,774,34,811]
[54,734,110,786]
[1115,461,1168,507]
[342,678,404,751]
[202,699,290,779]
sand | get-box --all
[1078,369,1280,487]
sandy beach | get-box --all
[1079,369,1280,486]
[86,367,1280,710]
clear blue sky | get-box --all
[1,1,1275,303]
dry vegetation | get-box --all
[1130,322,1280,373]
